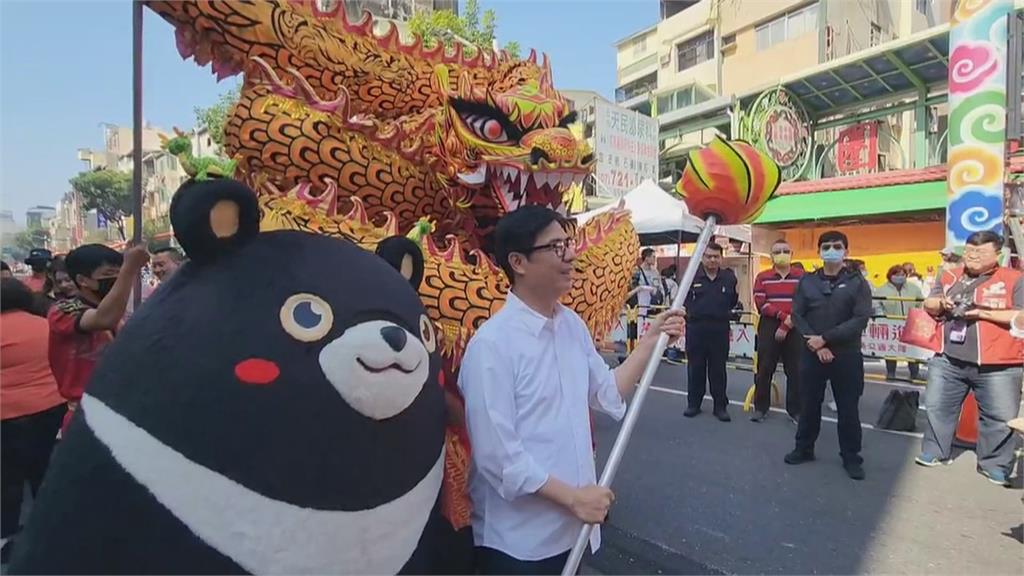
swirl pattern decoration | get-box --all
[945,0,1010,245]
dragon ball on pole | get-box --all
[563,137,781,576]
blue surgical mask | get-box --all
[820,248,845,263]
[891,275,906,286]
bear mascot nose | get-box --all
[380,325,408,352]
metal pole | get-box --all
[132,0,143,307]
[562,215,719,576]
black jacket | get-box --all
[685,267,738,324]
[791,267,872,353]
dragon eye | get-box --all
[280,293,334,342]
[460,112,512,144]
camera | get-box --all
[949,297,976,320]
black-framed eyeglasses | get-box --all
[526,237,577,260]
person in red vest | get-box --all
[751,239,804,423]
[917,230,1023,486]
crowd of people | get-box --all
[0,243,182,562]
[625,230,1020,486]
[1,212,1021,574]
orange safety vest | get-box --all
[938,265,1024,365]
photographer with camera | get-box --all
[917,231,1023,486]
[626,248,668,352]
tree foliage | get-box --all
[193,84,241,154]
[14,227,50,253]
[70,169,133,241]
[408,0,521,59]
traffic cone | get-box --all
[954,391,979,447]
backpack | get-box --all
[876,390,919,432]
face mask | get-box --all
[772,252,791,266]
[891,275,906,286]
[861,270,869,278]
[95,277,117,298]
[820,248,845,263]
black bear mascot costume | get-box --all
[10,178,456,574]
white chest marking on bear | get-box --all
[81,394,443,575]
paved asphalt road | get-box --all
[583,358,1024,575]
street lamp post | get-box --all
[131,0,143,306]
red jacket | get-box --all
[937,265,1024,366]
[753,266,804,322]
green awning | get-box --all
[754,180,946,224]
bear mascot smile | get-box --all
[10,178,456,574]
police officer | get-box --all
[786,231,872,480]
[683,242,738,422]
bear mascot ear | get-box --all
[170,177,260,263]
[375,236,425,289]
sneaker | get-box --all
[844,461,866,480]
[784,449,815,465]
[713,409,731,422]
[979,468,1011,486]
[914,453,949,467]
[750,411,768,422]
[683,407,701,418]
[826,401,838,412]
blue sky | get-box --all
[0,0,659,225]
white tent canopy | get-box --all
[576,179,751,243]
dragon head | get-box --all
[147,0,595,249]
[432,60,593,221]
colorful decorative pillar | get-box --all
[945,0,1012,246]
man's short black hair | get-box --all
[0,261,9,273]
[641,248,655,260]
[66,244,123,288]
[494,205,569,285]
[1,277,35,312]
[152,246,184,263]
[965,230,1003,250]
[705,242,724,255]
[818,230,849,248]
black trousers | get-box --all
[795,349,864,465]
[1,404,66,538]
[685,322,730,411]
[475,547,570,575]
[753,317,802,416]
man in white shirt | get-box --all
[458,206,684,574]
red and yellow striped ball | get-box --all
[675,137,780,225]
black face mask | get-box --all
[95,277,117,298]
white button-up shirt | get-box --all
[458,292,626,561]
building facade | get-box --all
[608,0,1022,280]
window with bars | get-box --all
[755,2,819,51]
[870,22,882,47]
[676,31,714,72]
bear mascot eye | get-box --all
[280,294,334,342]
[419,315,436,354]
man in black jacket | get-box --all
[786,231,872,480]
[683,243,738,422]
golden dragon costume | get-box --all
[146,0,639,530]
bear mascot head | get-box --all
[10,178,452,575]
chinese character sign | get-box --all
[836,122,878,174]
[594,100,659,197]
